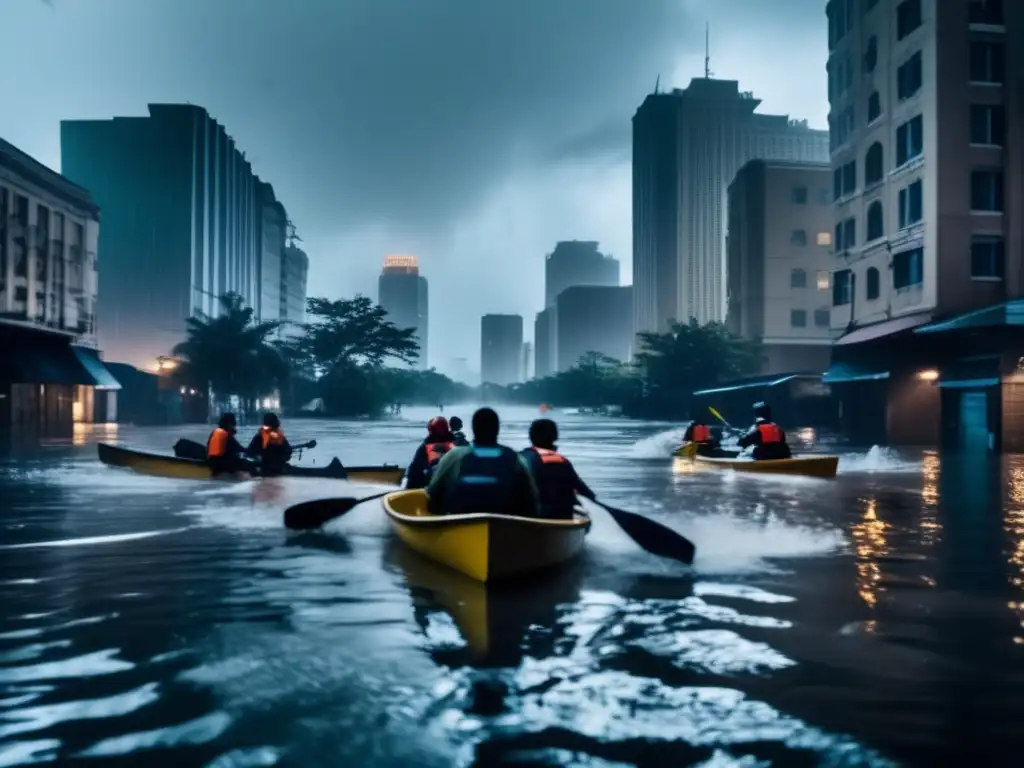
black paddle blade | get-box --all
[282,491,391,531]
[599,503,696,565]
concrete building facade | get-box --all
[555,286,633,371]
[632,78,829,339]
[280,243,308,338]
[481,314,523,386]
[257,181,287,325]
[377,255,428,369]
[727,160,836,374]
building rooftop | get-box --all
[0,137,100,218]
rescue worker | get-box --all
[520,418,595,520]
[682,409,724,457]
[206,413,252,476]
[246,413,292,477]
[737,401,792,460]
[426,407,540,517]
[406,416,456,490]
[449,416,469,446]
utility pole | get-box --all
[286,220,303,247]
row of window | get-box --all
[790,268,832,290]
[790,186,831,205]
[829,0,920,51]
[790,308,832,329]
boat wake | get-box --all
[628,427,686,459]
[838,445,920,473]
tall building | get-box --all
[556,286,632,371]
[280,243,308,337]
[0,137,121,431]
[632,78,829,338]
[727,160,835,375]
[60,104,267,369]
[377,255,428,368]
[256,181,287,324]
[535,240,619,376]
[521,341,533,381]
[480,314,523,386]
[820,0,1024,448]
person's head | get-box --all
[427,416,451,440]
[753,401,772,421]
[218,412,237,432]
[528,418,558,449]
[449,416,463,432]
[263,413,280,430]
[471,407,501,445]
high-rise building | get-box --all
[534,307,555,379]
[377,255,428,368]
[727,160,835,374]
[480,314,523,386]
[632,78,829,338]
[521,341,533,381]
[60,104,267,369]
[256,182,287,325]
[556,286,632,371]
[280,243,308,338]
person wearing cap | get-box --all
[405,416,456,489]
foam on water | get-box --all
[629,427,686,459]
[838,445,920,473]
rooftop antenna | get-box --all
[705,22,713,78]
[654,74,660,94]
[286,220,302,246]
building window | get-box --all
[820,189,831,205]
[834,222,843,250]
[864,142,884,185]
[968,0,1003,26]
[971,236,1004,279]
[792,186,808,204]
[969,104,1005,145]
[833,269,852,306]
[842,160,856,196]
[817,271,831,290]
[828,0,850,49]
[791,230,808,247]
[896,0,922,40]
[893,247,924,290]
[817,232,832,246]
[895,115,923,167]
[843,217,856,249]
[868,91,881,122]
[814,308,831,327]
[970,42,1005,83]
[791,309,808,328]
[971,170,1004,211]
[864,36,878,73]
[866,201,884,241]
[898,180,923,228]
[866,267,881,299]
[791,268,808,288]
[897,51,923,100]
[14,195,28,225]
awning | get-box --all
[822,362,890,384]
[72,346,122,390]
[937,377,1000,389]
[834,312,933,345]
[693,374,800,396]
[0,338,96,386]
[915,299,1024,334]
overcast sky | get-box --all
[0,0,828,371]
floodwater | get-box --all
[1,406,1023,767]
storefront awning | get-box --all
[822,362,890,384]
[834,312,933,345]
[72,346,122,390]
[0,338,96,386]
[693,374,801,396]
[915,299,1024,334]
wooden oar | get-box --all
[587,498,696,565]
[283,490,392,530]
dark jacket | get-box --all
[426,443,540,517]
[406,436,457,489]
[520,446,594,520]
[451,430,469,447]
[207,429,250,475]
[737,418,792,460]
[245,427,293,476]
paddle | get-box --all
[283,490,392,530]
[587,497,696,565]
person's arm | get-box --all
[426,448,459,513]
[737,425,760,449]
[569,462,596,500]
[683,424,694,441]
[244,433,260,457]
[234,435,251,457]
[406,445,428,490]
[514,455,541,517]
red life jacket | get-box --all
[758,423,783,444]
[527,447,577,519]
[425,441,455,467]
[260,426,286,450]
[532,447,568,464]
[691,424,711,443]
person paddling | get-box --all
[245,413,293,477]
[520,418,595,520]
[206,413,253,477]
[405,416,456,490]
[682,409,722,457]
[737,401,792,460]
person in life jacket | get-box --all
[405,416,456,490]
[520,418,595,520]
[448,416,469,446]
[206,413,252,476]
[245,413,293,477]
[682,408,722,457]
[737,401,792,460]
[426,407,540,517]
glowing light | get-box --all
[851,497,889,608]
[383,254,418,269]
[916,369,939,382]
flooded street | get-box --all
[2,406,1024,766]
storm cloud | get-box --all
[1,0,828,367]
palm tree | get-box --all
[172,292,288,416]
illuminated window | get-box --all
[817,271,831,290]
[816,232,832,246]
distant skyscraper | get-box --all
[377,255,428,369]
[61,103,269,369]
[480,314,523,386]
[521,341,533,381]
[257,181,287,324]
[556,286,632,371]
[534,308,555,379]
[280,243,308,338]
[632,78,829,338]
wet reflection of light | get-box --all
[796,428,815,443]
[918,453,941,547]
[1004,466,1024,642]
[671,457,699,476]
[72,422,119,447]
[850,497,888,608]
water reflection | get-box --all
[851,497,888,609]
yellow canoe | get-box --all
[694,452,838,478]
[381,489,589,583]
[97,443,405,485]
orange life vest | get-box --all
[425,441,455,467]
[758,423,783,444]
[260,426,286,450]
[207,428,230,458]
[532,447,568,464]
[691,424,711,443]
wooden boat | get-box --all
[684,448,838,478]
[97,443,404,484]
[381,489,590,583]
